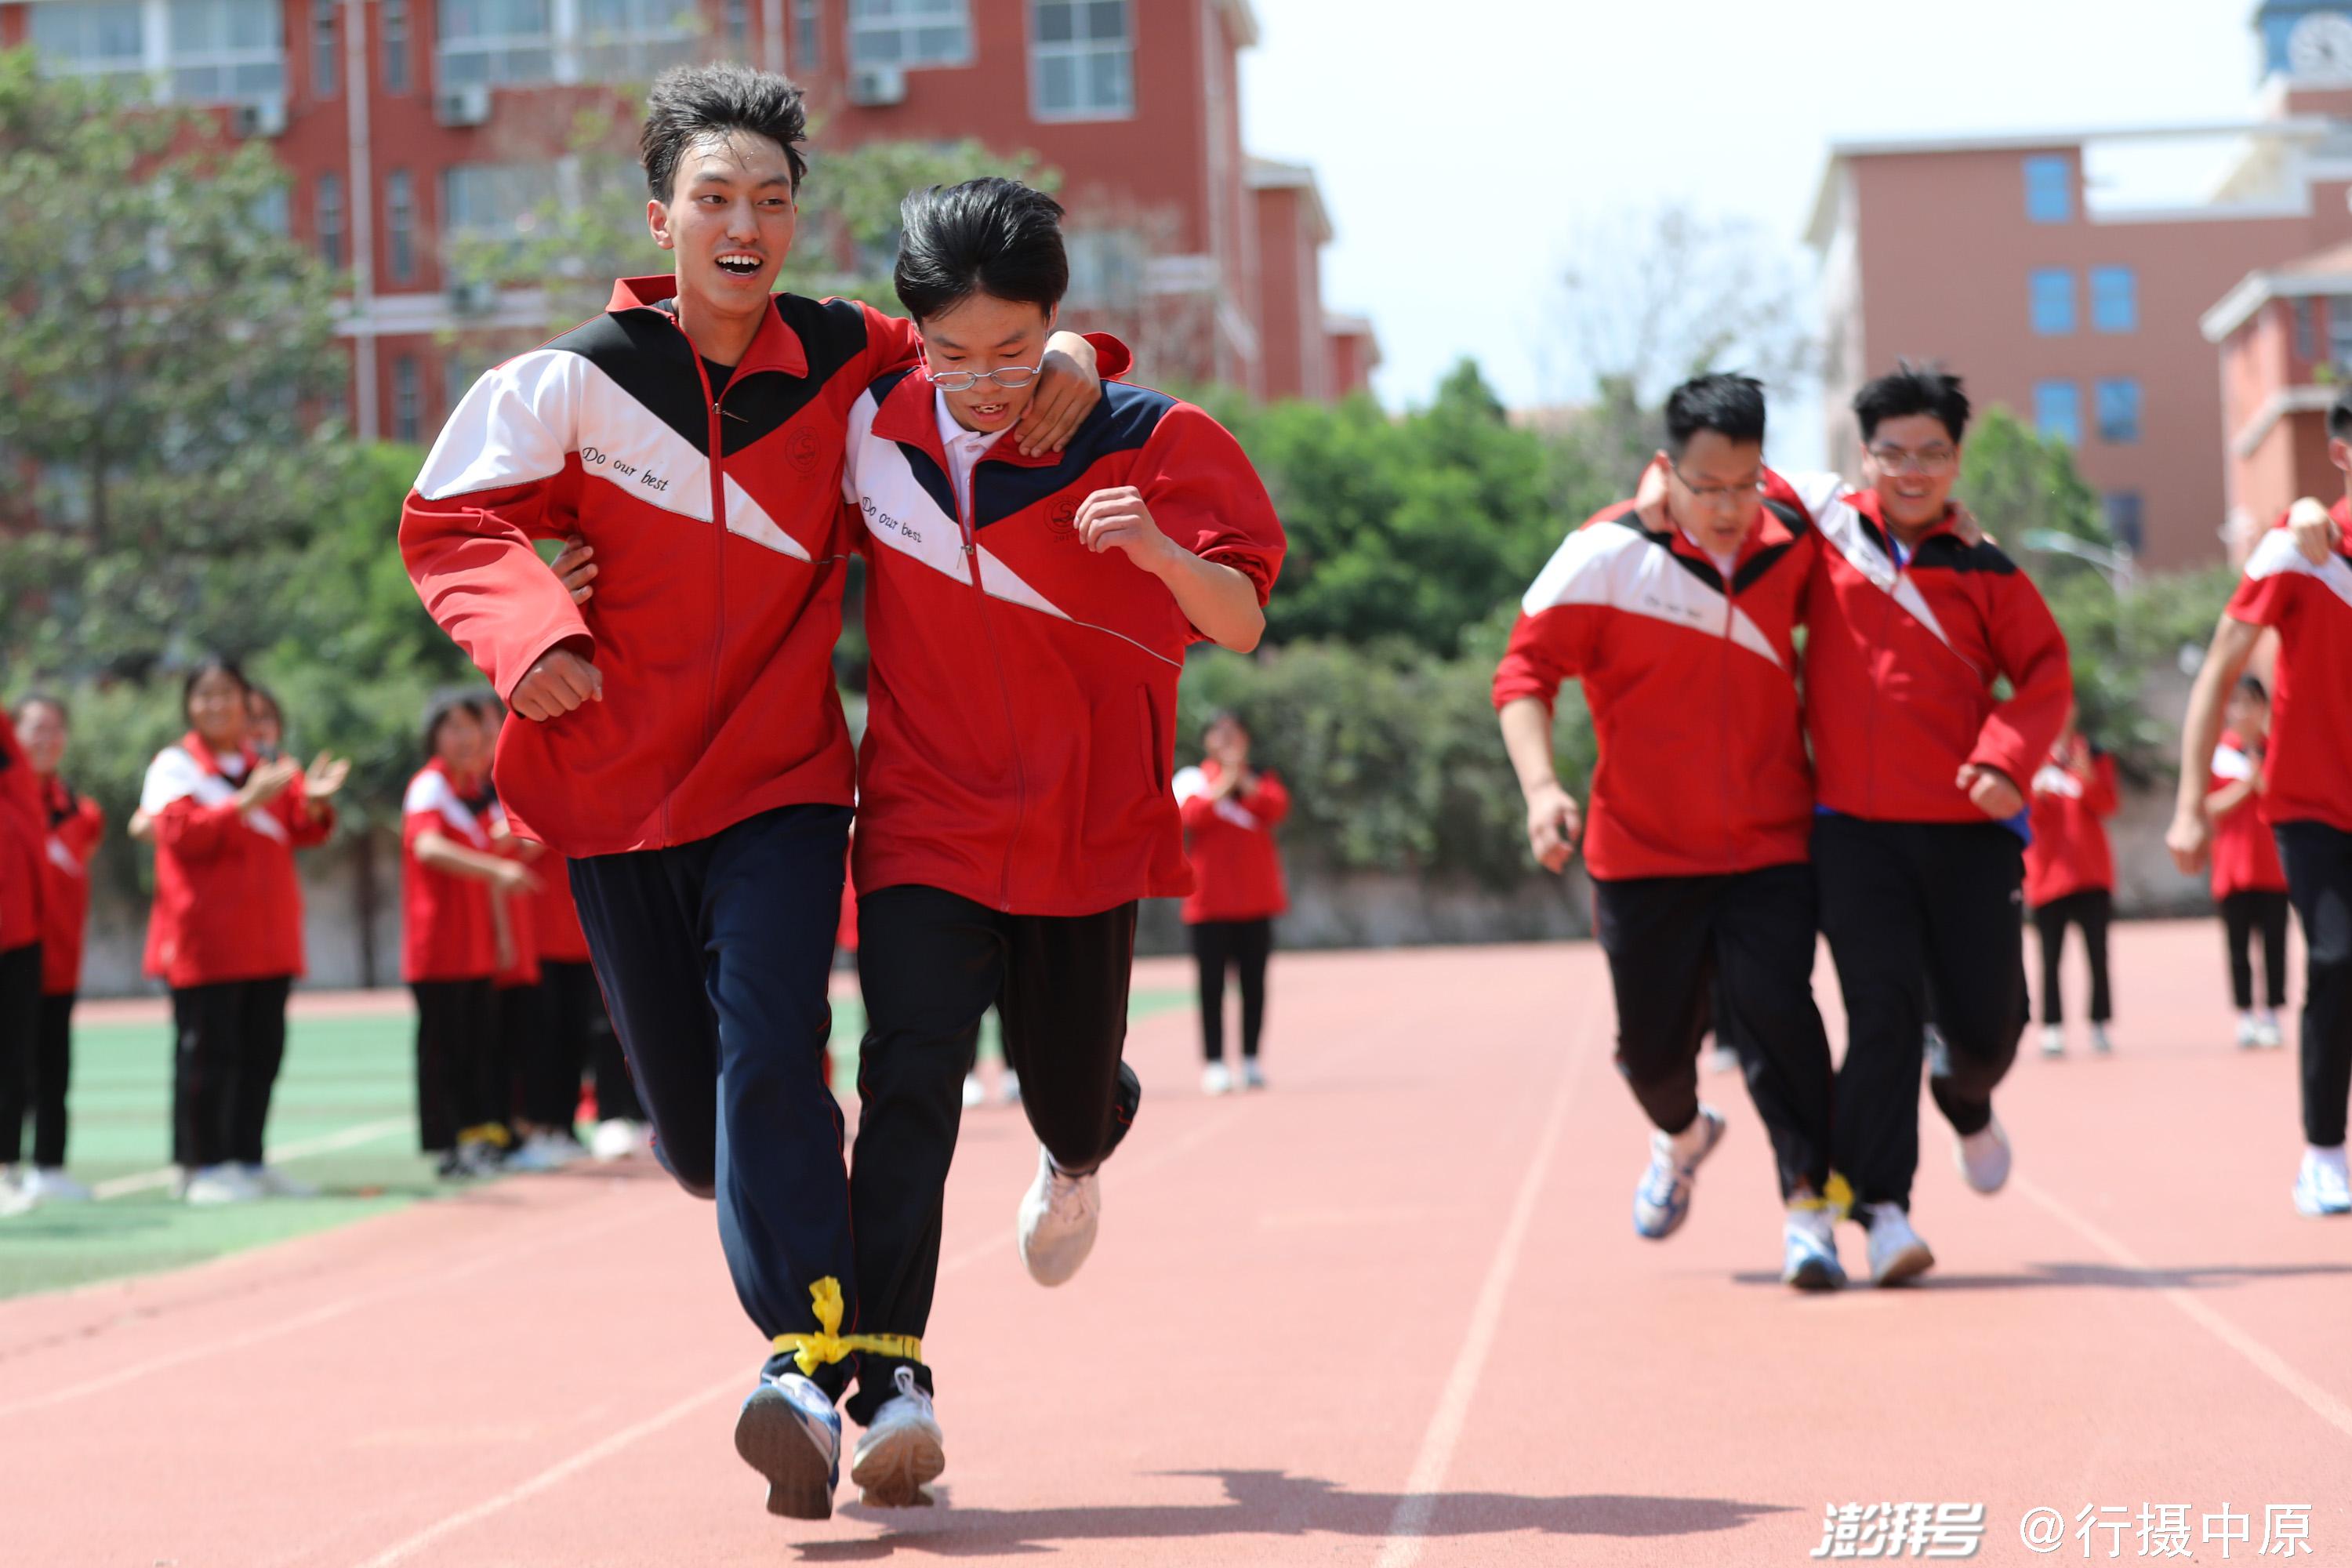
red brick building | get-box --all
[1,0,1375,443]
[2203,241,2352,558]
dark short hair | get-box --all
[2237,673,2270,703]
[1663,374,1766,456]
[181,656,250,724]
[894,178,1069,324]
[421,688,491,757]
[1202,710,1250,745]
[247,684,282,722]
[2329,384,2352,441]
[1854,360,1971,444]
[11,691,67,728]
[641,64,808,203]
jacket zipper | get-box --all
[670,317,727,849]
[956,456,1028,912]
[1719,561,1737,871]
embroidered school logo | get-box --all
[786,427,824,475]
[1049,498,1081,542]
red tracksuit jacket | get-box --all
[1492,495,1818,881]
[37,777,104,996]
[2024,742,2118,906]
[1788,480,2073,823]
[0,713,42,956]
[401,759,502,985]
[533,869,593,965]
[2209,731,2288,899]
[1175,762,1290,923]
[141,734,332,988]
[2227,506,2352,835]
[401,276,927,856]
[844,367,1285,916]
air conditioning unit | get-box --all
[846,66,906,107]
[448,278,500,316]
[434,83,494,127]
[230,96,289,138]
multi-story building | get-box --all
[1807,0,2352,569]
[0,0,1376,445]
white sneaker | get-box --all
[1632,1104,1726,1240]
[2038,1025,2065,1058]
[1241,1058,1266,1091]
[1017,1145,1101,1287]
[2235,1012,2263,1050]
[960,1072,985,1109]
[1781,1205,1845,1290]
[2292,1147,2352,1218]
[1860,1202,1935,1286]
[850,1365,946,1508]
[1954,1115,2013,1195]
[184,1164,263,1205]
[21,1167,93,1203]
[245,1163,319,1198]
[998,1069,1022,1106]
[1201,1062,1233,1097]
[503,1133,576,1174]
[0,1171,36,1218]
[590,1118,647,1161]
[2256,1011,2286,1049]
[2089,1023,2113,1055]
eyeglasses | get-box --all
[930,362,1042,394]
[1671,465,1768,503]
[1867,444,1958,475]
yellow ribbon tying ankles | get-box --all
[770,1276,922,1377]
[1791,1172,1856,1221]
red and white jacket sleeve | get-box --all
[400,355,597,703]
[1137,404,1285,615]
[1970,575,2073,789]
[1493,521,1610,713]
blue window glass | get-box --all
[2024,155,2073,223]
[2036,381,2082,446]
[2090,266,2137,332]
[2096,379,2143,444]
[2031,268,2076,335]
[2103,492,2144,554]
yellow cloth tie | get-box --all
[770,1276,922,1377]
[1791,1171,1856,1221]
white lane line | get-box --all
[1373,1014,1597,1568]
[2015,1174,2352,1442]
[90,1117,415,1200]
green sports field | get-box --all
[0,989,1189,1301]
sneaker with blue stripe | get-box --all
[1781,1205,1846,1290]
[1632,1105,1725,1240]
[734,1369,841,1520]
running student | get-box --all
[400,67,1109,1522]
[0,704,45,1218]
[1175,710,1289,1096]
[2209,677,2290,1050]
[2024,722,2118,1059]
[2169,448,2352,1218]
[1497,373,1846,1290]
[12,695,103,1205]
[1771,364,2072,1285]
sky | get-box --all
[1237,0,2268,430]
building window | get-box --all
[313,0,338,95]
[1032,0,1131,119]
[441,162,561,242]
[437,0,556,88]
[2024,154,2073,223]
[2330,296,2352,369]
[2103,492,2144,554]
[724,0,749,52]
[2296,296,2318,361]
[2089,266,2136,333]
[793,0,820,67]
[578,0,700,76]
[1065,228,1145,309]
[317,171,346,269]
[385,170,416,283]
[383,0,412,89]
[2095,378,2142,444]
[394,356,423,444]
[28,2,148,91]
[2035,380,2081,445]
[169,0,287,103]
[848,0,971,68]
[2030,267,2076,336]
[251,180,290,235]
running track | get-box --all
[4,921,2348,1565]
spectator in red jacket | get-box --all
[1174,712,1288,1096]
[2207,677,2291,1050]
[0,704,47,1218]
[2024,722,2120,1059]
[140,658,347,1205]
[9,695,103,1205]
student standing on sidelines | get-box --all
[1174,711,1288,1096]
[2024,722,2119,1059]
[2208,677,2292,1050]
[140,659,347,1204]
[1781,365,2072,1284]
[9,696,103,1203]
[1497,374,1847,1289]
[2169,454,2352,1218]
[401,67,1109,1522]
[0,703,45,1218]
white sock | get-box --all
[1669,1114,1714,1160]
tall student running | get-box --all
[2209,677,2292,1050]
[401,66,1109,1521]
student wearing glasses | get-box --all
[1497,374,1846,1290]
